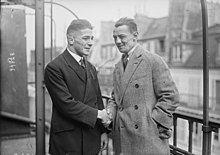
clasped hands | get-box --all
[98,109,112,127]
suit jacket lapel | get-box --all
[62,50,86,83]
[83,60,95,103]
[119,45,143,105]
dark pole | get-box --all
[201,0,211,155]
[44,1,79,19]
[50,0,53,60]
[35,0,45,154]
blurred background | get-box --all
[1,0,220,154]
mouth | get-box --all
[84,48,91,51]
[117,46,124,50]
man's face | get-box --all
[113,25,137,54]
[72,28,94,57]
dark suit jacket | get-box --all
[44,49,106,155]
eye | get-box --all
[119,35,127,40]
[82,36,88,40]
[82,36,94,41]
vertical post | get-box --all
[50,0,53,60]
[188,120,193,153]
[200,0,212,155]
[173,116,177,147]
[35,0,45,154]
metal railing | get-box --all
[172,108,220,155]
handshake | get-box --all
[98,109,113,127]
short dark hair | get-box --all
[114,17,137,33]
[66,19,93,35]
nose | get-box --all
[87,38,94,46]
[115,37,122,44]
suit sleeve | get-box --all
[151,55,179,129]
[44,63,98,128]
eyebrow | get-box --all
[81,34,93,38]
[113,34,127,37]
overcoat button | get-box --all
[135,84,139,88]
[135,124,138,129]
[134,105,138,109]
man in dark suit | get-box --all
[107,17,179,155]
[44,19,110,155]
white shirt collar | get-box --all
[67,48,82,64]
[127,44,138,59]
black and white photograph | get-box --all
[1,0,220,155]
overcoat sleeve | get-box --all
[151,55,179,129]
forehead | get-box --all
[76,28,93,37]
[113,25,131,35]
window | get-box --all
[172,45,182,62]
[159,39,165,53]
[150,41,155,53]
[188,78,201,107]
[217,42,220,64]
[214,129,219,141]
[216,80,220,111]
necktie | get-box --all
[80,57,86,69]
[122,53,129,70]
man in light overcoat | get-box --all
[107,17,179,155]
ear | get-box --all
[67,34,74,45]
[69,39,74,45]
[133,31,139,38]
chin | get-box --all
[119,50,126,53]
[83,50,90,55]
[118,48,126,53]
[84,53,90,56]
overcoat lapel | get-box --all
[114,62,123,104]
[63,50,86,82]
[118,45,143,105]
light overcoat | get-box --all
[107,45,179,155]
